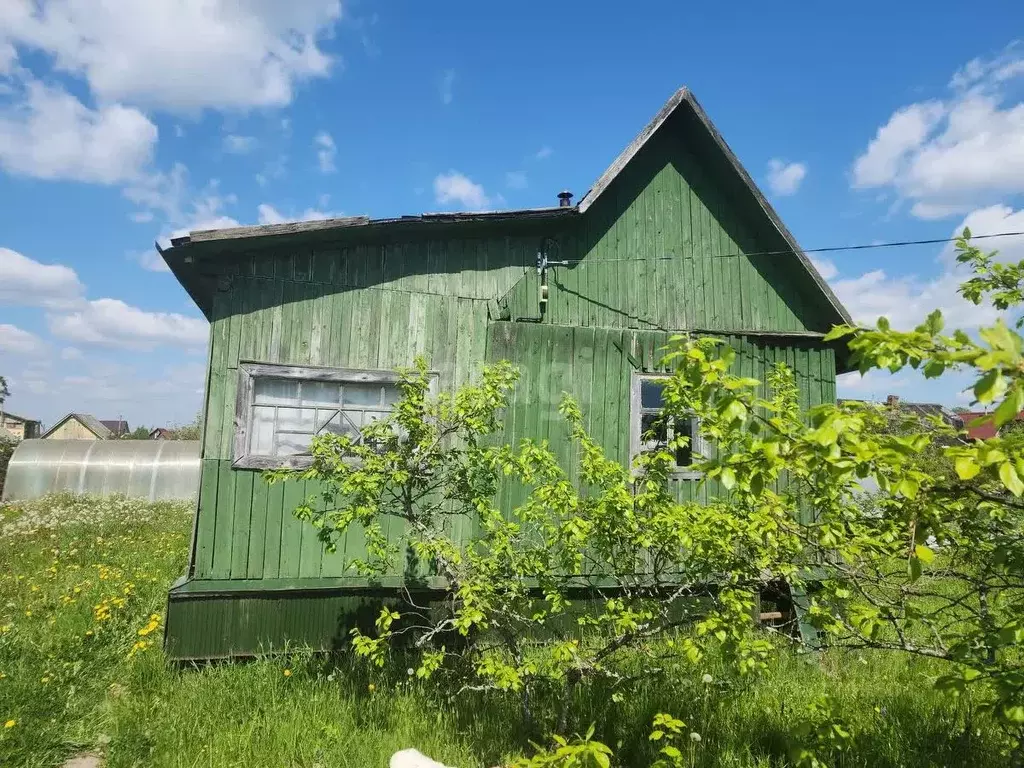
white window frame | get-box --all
[232,362,432,470]
[629,372,705,480]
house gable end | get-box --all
[501,103,846,335]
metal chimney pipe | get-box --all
[557,190,573,207]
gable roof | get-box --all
[576,88,850,326]
[161,86,851,329]
[40,413,113,439]
[99,419,130,437]
[0,412,40,425]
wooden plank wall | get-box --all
[503,118,830,334]
[190,237,515,580]
[486,322,836,509]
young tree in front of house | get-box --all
[279,231,1024,764]
[126,426,151,439]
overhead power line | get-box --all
[550,230,1024,265]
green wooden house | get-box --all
[160,87,851,660]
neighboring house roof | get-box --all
[957,410,1024,440]
[839,395,966,431]
[0,412,40,425]
[159,86,852,333]
[149,427,174,439]
[40,413,113,439]
[99,419,130,438]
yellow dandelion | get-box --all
[283,669,292,677]
[368,683,376,692]
[24,611,31,617]
[40,676,49,684]
[3,720,14,729]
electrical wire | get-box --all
[548,230,1024,265]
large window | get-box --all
[629,374,704,479]
[233,363,411,469]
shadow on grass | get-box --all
[303,647,1011,768]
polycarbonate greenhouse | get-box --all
[1,439,200,502]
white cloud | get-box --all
[60,346,83,361]
[130,210,154,223]
[505,171,528,190]
[766,159,807,196]
[851,46,1024,218]
[0,324,45,355]
[314,131,336,173]
[1,0,342,113]
[0,247,84,309]
[535,145,553,160]
[257,203,335,225]
[810,257,838,281]
[827,205,1024,331]
[126,167,241,247]
[439,69,455,105]
[434,170,490,211]
[0,79,157,183]
[47,298,208,350]
[136,250,170,273]
[223,134,259,154]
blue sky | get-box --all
[1,1,1023,430]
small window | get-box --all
[630,374,703,478]
[233,363,414,469]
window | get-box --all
[233,363,412,469]
[629,374,704,478]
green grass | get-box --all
[0,495,1015,767]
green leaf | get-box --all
[974,369,1006,404]
[999,461,1024,497]
[993,384,1024,427]
[954,456,981,480]
[898,477,919,500]
[877,316,890,331]
[720,467,736,490]
[914,544,934,564]
[908,557,922,582]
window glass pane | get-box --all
[302,380,341,407]
[315,409,339,431]
[640,412,667,444]
[277,407,316,433]
[640,379,665,409]
[675,419,695,467]
[249,406,276,455]
[275,432,313,456]
[383,384,402,405]
[319,411,360,439]
[254,377,299,405]
[343,383,383,406]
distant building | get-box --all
[149,427,175,440]
[99,419,130,438]
[0,412,42,441]
[41,413,130,440]
[956,409,1024,440]
[883,394,965,431]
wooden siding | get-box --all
[486,322,835,511]
[190,315,835,583]
[503,114,833,334]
